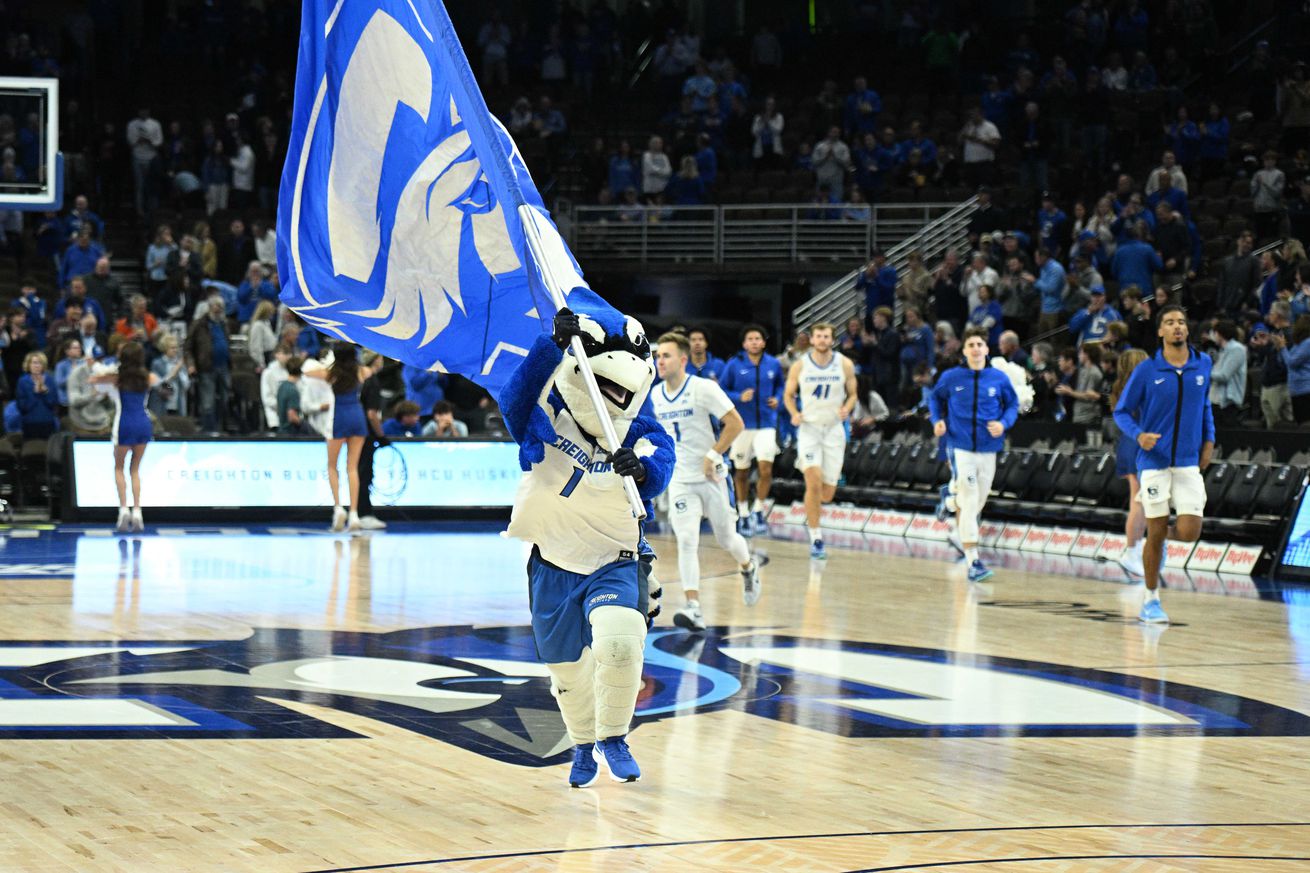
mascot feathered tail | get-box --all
[500,287,674,785]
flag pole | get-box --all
[429,3,646,518]
[517,207,647,520]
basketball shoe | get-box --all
[1139,597,1169,624]
[935,485,955,521]
[568,743,599,788]
[594,736,640,782]
[741,561,761,606]
[1117,542,1145,577]
[967,559,994,582]
[673,603,706,632]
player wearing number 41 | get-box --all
[784,322,859,560]
[651,332,762,633]
[929,327,1021,583]
[1113,304,1214,625]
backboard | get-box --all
[0,76,61,210]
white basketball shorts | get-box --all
[730,427,779,468]
[796,422,847,486]
[1138,465,1206,519]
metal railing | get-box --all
[791,196,979,330]
[566,201,968,267]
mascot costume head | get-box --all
[501,287,671,479]
[552,290,656,452]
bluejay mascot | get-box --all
[501,289,674,787]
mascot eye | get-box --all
[624,317,647,348]
[620,315,647,356]
[578,317,606,344]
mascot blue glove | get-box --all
[499,289,673,787]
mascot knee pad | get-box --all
[547,650,597,745]
[589,605,647,739]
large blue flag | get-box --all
[276,0,597,396]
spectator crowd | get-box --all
[2,0,1310,509]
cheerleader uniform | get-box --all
[113,389,154,446]
[332,386,368,439]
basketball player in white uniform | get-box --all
[651,332,761,632]
[784,322,857,560]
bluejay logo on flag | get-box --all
[276,0,591,394]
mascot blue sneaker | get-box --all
[501,289,674,788]
[594,735,641,783]
[569,743,599,788]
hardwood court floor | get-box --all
[0,523,1307,872]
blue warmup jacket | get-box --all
[927,364,1020,453]
[1113,346,1215,471]
[719,351,786,429]
[687,354,724,382]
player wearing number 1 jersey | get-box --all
[784,322,858,560]
[651,333,761,632]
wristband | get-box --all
[705,450,722,463]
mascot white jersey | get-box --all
[500,288,674,787]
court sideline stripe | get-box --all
[846,854,1310,871]
[303,821,1310,872]
[1097,660,1310,670]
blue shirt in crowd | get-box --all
[237,278,279,323]
[209,320,230,370]
[858,264,899,313]
[1111,239,1163,292]
[1068,304,1124,345]
[403,364,447,415]
[1035,259,1068,314]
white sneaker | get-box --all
[347,511,362,532]
[115,507,131,533]
[673,604,706,632]
[330,506,346,532]
[359,515,386,530]
[1118,544,1145,577]
[130,508,145,532]
[741,561,762,607]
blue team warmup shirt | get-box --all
[927,364,1021,453]
[719,350,786,429]
[1113,346,1215,471]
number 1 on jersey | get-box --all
[672,421,681,442]
[559,467,584,498]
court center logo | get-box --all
[0,627,1305,766]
